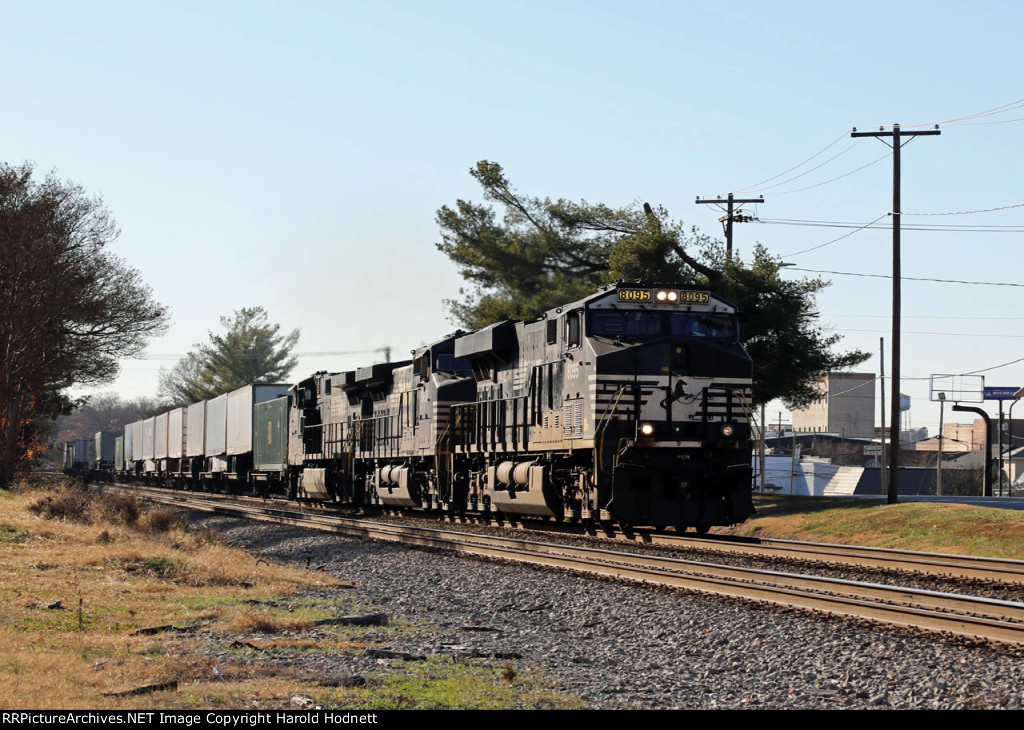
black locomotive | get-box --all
[83,282,755,531]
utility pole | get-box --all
[851,124,940,504]
[879,337,886,496]
[936,393,945,496]
[695,193,764,259]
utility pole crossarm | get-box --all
[852,127,941,140]
[695,193,765,258]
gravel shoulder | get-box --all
[191,512,1024,710]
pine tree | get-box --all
[159,307,299,405]
[436,160,868,408]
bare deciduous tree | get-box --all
[55,393,163,441]
[0,163,168,486]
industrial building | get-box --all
[791,372,876,440]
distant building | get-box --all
[915,423,979,452]
[915,418,1024,454]
[792,373,875,440]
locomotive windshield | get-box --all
[588,310,736,342]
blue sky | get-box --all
[4,0,1023,434]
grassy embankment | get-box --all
[0,478,580,710]
[720,494,1024,560]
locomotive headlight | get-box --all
[640,423,655,436]
[666,291,679,302]
[721,424,734,437]
[656,290,668,302]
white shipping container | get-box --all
[130,421,144,463]
[154,412,169,460]
[168,407,185,459]
[142,417,156,460]
[125,422,137,462]
[205,395,228,456]
[186,402,205,457]
[226,384,291,455]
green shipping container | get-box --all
[254,396,290,472]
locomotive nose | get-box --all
[671,344,686,370]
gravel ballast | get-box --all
[191,513,1024,710]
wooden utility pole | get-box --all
[851,124,940,504]
[695,193,764,258]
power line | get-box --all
[781,214,889,257]
[900,202,1024,216]
[962,356,1024,375]
[877,96,1024,129]
[839,328,1024,339]
[768,150,891,196]
[830,314,1024,321]
[759,218,1024,232]
[734,140,863,195]
[731,96,1024,205]
[732,131,851,193]
[787,266,1024,288]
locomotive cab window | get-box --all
[546,318,558,345]
[566,310,582,348]
[586,310,737,343]
[669,313,736,342]
[436,354,472,376]
[414,354,430,380]
[590,311,661,337]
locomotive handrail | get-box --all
[451,393,531,452]
[595,384,629,473]
[732,389,760,442]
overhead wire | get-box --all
[877,96,1024,130]
[726,96,1024,207]
[839,328,1024,339]
[732,139,863,195]
[785,266,1024,288]
[766,151,891,196]
[900,202,1024,216]
[731,131,850,194]
[962,356,1024,375]
[758,218,1024,233]
[780,214,889,257]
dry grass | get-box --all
[0,479,342,709]
[719,495,1024,559]
[224,611,314,634]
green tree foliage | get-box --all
[159,307,299,405]
[436,161,869,408]
[0,162,168,486]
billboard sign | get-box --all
[983,386,1021,401]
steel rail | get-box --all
[454,514,1024,585]
[133,487,1024,648]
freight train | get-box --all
[70,282,756,531]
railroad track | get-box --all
[559,523,1024,585]
[127,485,1024,649]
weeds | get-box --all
[115,557,186,580]
[99,493,141,526]
[136,509,179,534]
[28,488,92,523]
[225,611,313,634]
[0,525,28,543]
